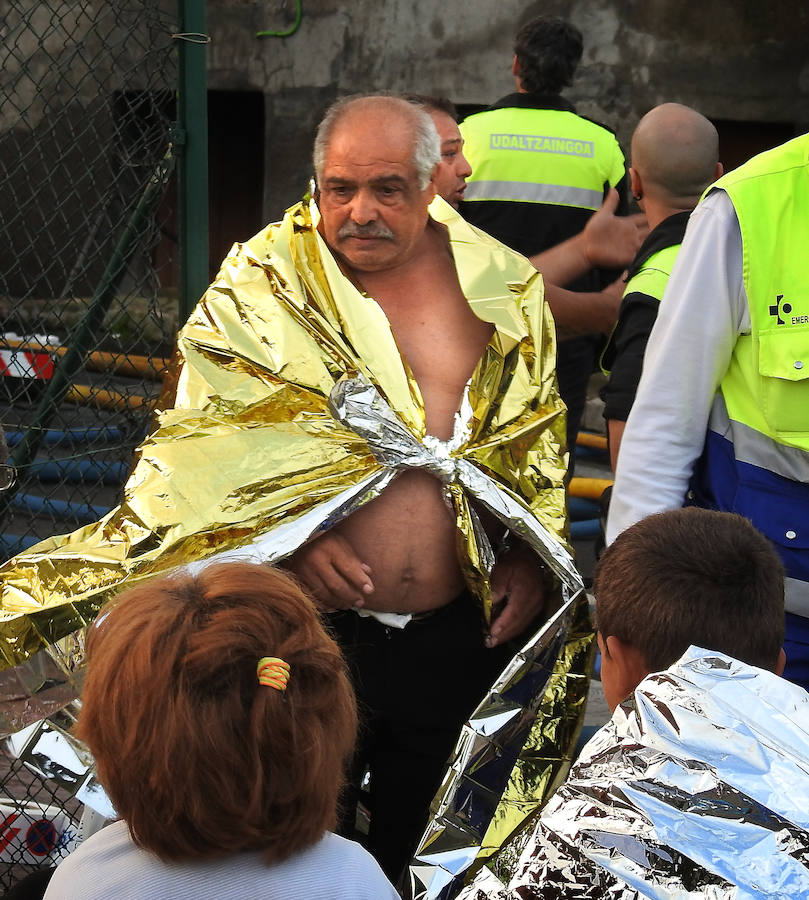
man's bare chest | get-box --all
[399,313,491,391]
[385,299,494,436]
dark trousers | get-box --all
[327,594,518,885]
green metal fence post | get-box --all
[176,0,209,324]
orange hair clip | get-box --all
[257,656,290,691]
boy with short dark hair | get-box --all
[461,508,809,899]
[595,506,786,710]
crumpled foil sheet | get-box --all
[0,193,589,880]
[408,588,593,899]
[0,190,570,766]
[458,646,809,899]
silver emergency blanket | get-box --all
[458,646,809,899]
[408,588,593,899]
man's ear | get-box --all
[775,647,786,677]
[605,634,649,700]
[511,55,521,78]
[423,165,438,205]
[629,167,643,203]
[714,161,724,181]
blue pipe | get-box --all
[24,459,128,485]
[10,493,111,524]
[570,518,600,540]
[0,533,43,559]
[6,427,125,447]
[574,444,609,461]
[568,496,600,521]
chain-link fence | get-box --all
[1,1,190,890]
[0,707,86,892]
[1,0,181,558]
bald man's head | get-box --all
[630,103,720,207]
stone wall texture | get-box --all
[203,0,809,217]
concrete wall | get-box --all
[0,1,177,299]
[3,0,807,296]
[204,0,809,221]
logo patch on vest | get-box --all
[769,294,794,325]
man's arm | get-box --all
[530,188,646,286]
[606,192,747,543]
[545,274,624,337]
[607,419,626,471]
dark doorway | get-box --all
[154,90,265,290]
[207,90,265,276]
[712,119,797,174]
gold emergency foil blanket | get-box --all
[456,647,809,899]
[0,196,570,737]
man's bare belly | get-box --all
[334,470,465,613]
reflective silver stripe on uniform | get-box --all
[463,180,603,209]
[786,577,809,618]
[707,394,809,483]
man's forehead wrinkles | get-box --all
[370,174,408,184]
[323,170,411,186]
[325,156,412,171]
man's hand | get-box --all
[530,190,646,290]
[486,544,550,648]
[284,532,374,611]
[582,188,648,270]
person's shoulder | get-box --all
[317,831,390,872]
[43,821,132,899]
[573,112,618,136]
[699,185,735,214]
[433,200,539,285]
[297,833,400,897]
[570,113,625,159]
[682,188,739,240]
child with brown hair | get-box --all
[43,562,398,899]
[464,508,809,899]
[594,505,786,710]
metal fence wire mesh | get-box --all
[1,1,181,889]
[0,718,84,891]
[0,0,180,560]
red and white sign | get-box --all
[0,332,60,381]
[0,799,79,864]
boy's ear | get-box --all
[605,634,650,700]
[775,647,786,677]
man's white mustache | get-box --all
[338,223,395,240]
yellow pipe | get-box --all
[65,385,155,412]
[575,431,608,450]
[569,476,612,499]
[78,350,171,380]
[1,339,170,380]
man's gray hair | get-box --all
[313,94,440,191]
